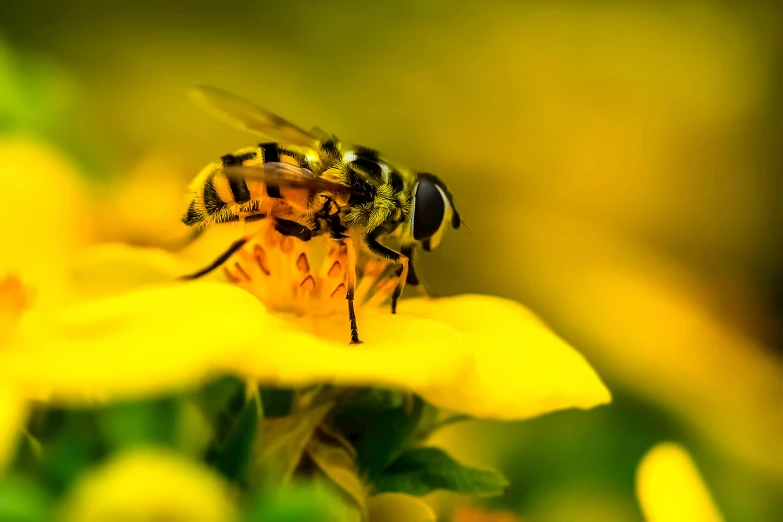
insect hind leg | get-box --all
[343,237,362,344]
[365,232,408,314]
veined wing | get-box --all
[191,85,318,147]
[222,162,364,196]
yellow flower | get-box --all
[2,219,610,422]
[367,493,437,522]
[57,447,236,522]
[0,139,92,470]
[636,443,724,522]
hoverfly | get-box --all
[181,86,461,344]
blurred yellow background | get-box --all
[1,1,781,520]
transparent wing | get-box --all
[309,126,334,142]
[223,162,364,196]
[191,85,318,147]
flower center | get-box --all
[223,221,396,318]
[0,274,33,348]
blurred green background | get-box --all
[1,1,781,520]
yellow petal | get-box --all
[4,282,267,401]
[400,295,611,419]
[0,385,26,471]
[367,493,436,522]
[0,139,91,310]
[2,282,608,421]
[58,447,235,522]
[636,443,724,522]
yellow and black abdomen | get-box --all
[182,142,314,230]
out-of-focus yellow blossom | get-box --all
[0,139,91,310]
[91,153,193,248]
[367,493,437,522]
[637,443,724,522]
[58,447,236,522]
[0,139,93,470]
[0,276,32,470]
[506,208,783,477]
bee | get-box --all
[181,86,461,344]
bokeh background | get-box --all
[1,1,781,520]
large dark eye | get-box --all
[412,178,446,240]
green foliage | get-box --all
[374,447,508,498]
[27,409,107,495]
[0,42,113,179]
[5,379,477,520]
[209,396,260,482]
[243,482,346,522]
[353,395,425,480]
[259,387,294,418]
[306,426,367,518]
[0,475,53,522]
[97,395,181,450]
[335,389,405,418]
[253,401,334,485]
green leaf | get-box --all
[254,402,334,485]
[210,397,260,482]
[243,482,345,522]
[306,427,368,518]
[198,375,246,423]
[415,413,472,443]
[374,447,508,498]
[354,396,425,480]
[97,396,181,450]
[0,475,53,522]
[260,387,294,418]
[33,409,105,494]
[335,389,405,417]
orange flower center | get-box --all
[0,274,33,348]
[223,222,396,317]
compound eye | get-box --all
[412,178,446,241]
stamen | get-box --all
[300,275,316,292]
[234,262,251,282]
[220,220,392,319]
[330,283,346,300]
[327,261,342,278]
[296,253,310,273]
[253,245,271,276]
[223,266,241,284]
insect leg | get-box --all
[400,245,419,286]
[180,237,248,280]
[365,232,407,314]
[343,237,362,344]
[391,256,409,314]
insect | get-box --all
[181,86,461,344]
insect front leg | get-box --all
[365,232,407,314]
[343,237,362,345]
